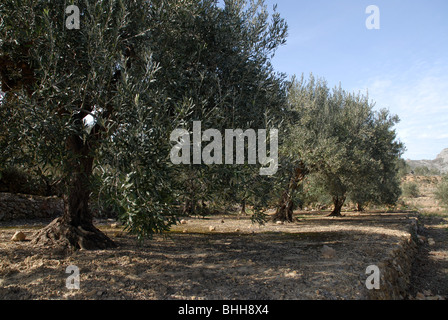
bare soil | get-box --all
[403,175,443,214]
[0,211,421,300]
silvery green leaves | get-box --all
[282,74,403,216]
[1,0,288,243]
[94,53,185,240]
[90,0,287,237]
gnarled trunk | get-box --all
[328,195,346,217]
[355,203,364,212]
[272,165,306,222]
[240,199,247,216]
[32,134,116,251]
[182,198,209,217]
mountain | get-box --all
[406,148,448,174]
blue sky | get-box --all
[264,0,448,160]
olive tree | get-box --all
[0,0,288,249]
[274,74,404,220]
[347,109,404,211]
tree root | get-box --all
[31,217,117,252]
[327,211,344,217]
[272,202,294,223]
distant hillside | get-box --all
[407,148,448,174]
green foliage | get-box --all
[282,74,404,210]
[136,0,288,220]
[413,166,441,176]
[0,0,288,239]
[0,0,405,244]
[402,182,420,198]
[0,166,36,194]
[435,175,448,207]
[397,158,411,178]
[301,174,332,208]
[0,166,62,196]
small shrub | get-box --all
[413,166,441,176]
[0,166,45,195]
[402,182,420,198]
[435,175,448,207]
[0,166,32,194]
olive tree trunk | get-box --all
[272,165,306,222]
[328,195,346,217]
[32,134,116,251]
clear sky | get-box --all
[264,0,448,160]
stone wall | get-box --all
[367,217,419,300]
[0,192,63,221]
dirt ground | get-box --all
[403,175,443,214]
[0,211,422,300]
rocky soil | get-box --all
[0,211,430,300]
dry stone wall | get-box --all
[0,192,63,221]
[366,217,419,299]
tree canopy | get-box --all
[273,75,404,220]
[0,0,288,248]
[0,0,405,249]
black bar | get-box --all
[0,300,442,319]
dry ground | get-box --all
[1,174,447,300]
[402,175,444,214]
[1,212,419,300]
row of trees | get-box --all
[272,75,404,221]
[0,0,404,250]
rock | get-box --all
[11,231,26,242]
[110,223,120,229]
[209,226,216,232]
[321,245,336,259]
[416,292,426,300]
[406,148,448,174]
[276,221,284,225]
[285,270,299,278]
[86,290,97,297]
[180,219,188,225]
[221,219,225,224]
[423,289,432,296]
[235,228,240,232]
[417,235,426,244]
[428,238,436,246]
